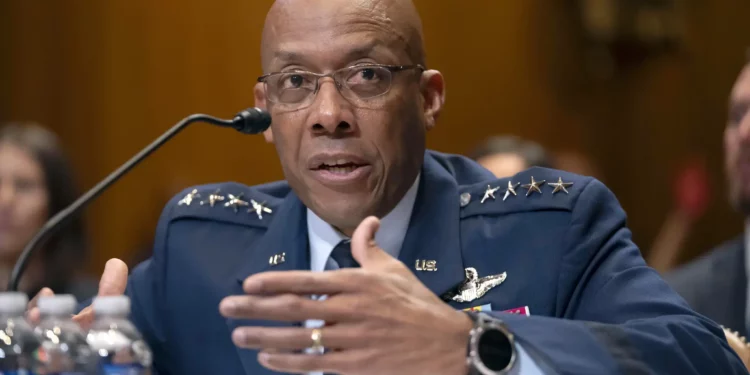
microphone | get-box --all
[7,107,272,292]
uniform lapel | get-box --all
[227,191,310,375]
[398,154,466,301]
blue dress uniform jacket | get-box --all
[125,150,746,375]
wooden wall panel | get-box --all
[1,1,749,275]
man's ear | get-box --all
[420,70,445,131]
[254,82,274,143]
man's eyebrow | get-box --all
[272,40,387,66]
[340,40,383,60]
[273,50,303,63]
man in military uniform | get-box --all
[29,0,746,374]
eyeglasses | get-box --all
[257,64,425,108]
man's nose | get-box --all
[308,78,357,136]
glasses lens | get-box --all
[341,66,393,99]
[268,72,316,104]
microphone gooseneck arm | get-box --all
[7,109,271,292]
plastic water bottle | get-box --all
[34,294,95,374]
[87,296,151,375]
[0,292,40,375]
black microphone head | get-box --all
[232,108,272,134]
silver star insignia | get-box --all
[178,189,201,206]
[503,181,520,201]
[480,185,501,204]
[549,177,573,195]
[200,189,225,207]
[224,193,250,213]
[250,199,273,219]
[521,176,546,196]
[450,267,507,303]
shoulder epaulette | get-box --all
[458,167,593,219]
[167,182,283,228]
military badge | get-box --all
[178,189,201,206]
[250,199,273,219]
[481,185,500,204]
[549,177,573,195]
[502,306,530,316]
[442,268,507,303]
[463,303,492,312]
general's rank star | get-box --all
[503,181,520,201]
[481,185,500,204]
[521,176,546,196]
[224,193,250,213]
[549,177,573,195]
[250,199,273,219]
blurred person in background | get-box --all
[552,149,601,180]
[648,158,711,273]
[0,123,96,300]
[468,135,553,177]
[666,57,750,338]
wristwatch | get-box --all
[465,312,516,374]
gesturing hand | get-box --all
[27,258,129,328]
[219,216,473,375]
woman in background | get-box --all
[0,123,95,300]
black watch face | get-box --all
[478,329,513,371]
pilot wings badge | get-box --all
[445,268,507,303]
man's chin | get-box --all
[310,199,371,234]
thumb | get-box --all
[97,258,129,296]
[351,216,390,266]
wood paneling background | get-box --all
[1,1,748,275]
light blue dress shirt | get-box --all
[305,175,546,375]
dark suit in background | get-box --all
[666,237,747,334]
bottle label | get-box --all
[99,364,146,375]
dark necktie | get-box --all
[329,239,360,269]
[324,240,359,374]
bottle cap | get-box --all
[0,292,28,315]
[92,295,130,316]
[37,294,77,315]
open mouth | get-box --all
[313,161,366,174]
[308,155,373,185]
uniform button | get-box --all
[460,192,471,207]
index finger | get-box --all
[97,258,129,296]
[243,269,377,295]
[26,287,54,324]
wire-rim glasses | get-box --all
[257,64,425,108]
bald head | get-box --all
[261,0,425,72]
